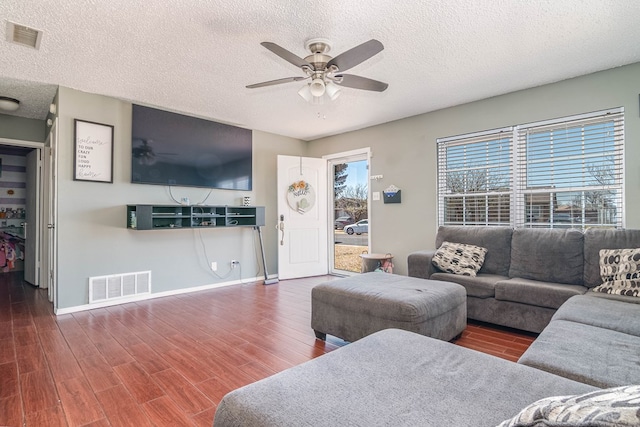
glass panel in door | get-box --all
[332,158,368,274]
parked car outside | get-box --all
[554,213,573,223]
[334,216,353,229]
[343,219,368,235]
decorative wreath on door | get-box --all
[287,180,316,214]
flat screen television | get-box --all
[131,104,252,190]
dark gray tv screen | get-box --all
[131,104,252,190]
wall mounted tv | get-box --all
[131,104,252,190]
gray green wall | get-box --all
[19,61,640,311]
[308,62,640,276]
[0,115,47,142]
[56,87,306,309]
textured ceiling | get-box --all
[1,1,640,141]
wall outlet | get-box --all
[230,260,239,269]
[210,261,217,271]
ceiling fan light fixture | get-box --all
[325,82,341,101]
[309,78,325,97]
[298,84,313,102]
[249,39,387,102]
[0,96,20,112]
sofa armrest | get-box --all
[408,250,438,279]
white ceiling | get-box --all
[1,1,640,141]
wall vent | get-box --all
[89,271,151,304]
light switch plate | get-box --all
[372,191,380,201]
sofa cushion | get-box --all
[599,247,640,282]
[518,319,640,388]
[509,228,584,285]
[593,279,640,298]
[553,294,640,337]
[588,290,640,305]
[407,250,439,279]
[431,241,487,276]
[430,272,504,298]
[591,248,640,297]
[435,226,512,276]
[583,228,640,288]
[494,278,587,309]
[497,385,640,427]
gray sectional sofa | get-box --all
[214,294,640,426]
[213,226,640,426]
[408,226,640,333]
[214,328,599,427]
[519,292,640,388]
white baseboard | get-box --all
[54,274,279,315]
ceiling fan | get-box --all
[247,38,388,102]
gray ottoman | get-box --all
[311,272,466,342]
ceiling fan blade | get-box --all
[246,76,307,89]
[261,42,314,70]
[335,74,388,92]
[327,39,384,72]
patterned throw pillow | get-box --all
[431,241,487,277]
[496,385,640,427]
[592,248,640,297]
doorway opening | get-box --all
[327,149,370,275]
[0,143,42,288]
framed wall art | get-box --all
[73,119,114,183]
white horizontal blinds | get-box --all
[517,109,624,229]
[437,129,513,226]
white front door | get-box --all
[24,149,40,286]
[277,155,328,280]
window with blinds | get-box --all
[438,128,513,226]
[516,109,624,229]
[437,108,624,229]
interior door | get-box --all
[24,149,40,286]
[40,146,51,290]
[49,121,58,305]
[277,155,328,280]
[41,119,57,304]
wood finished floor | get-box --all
[0,272,536,427]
